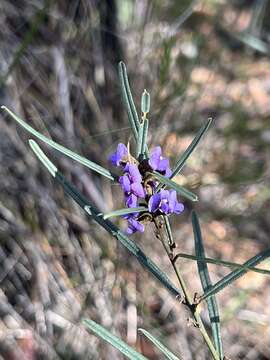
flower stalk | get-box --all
[153,217,221,360]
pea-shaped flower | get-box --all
[148,189,184,215]
[148,146,172,177]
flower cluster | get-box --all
[110,143,184,233]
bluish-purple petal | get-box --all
[149,146,162,170]
[148,193,161,213]
[126,194,137,208]
[110,143,128,166]
[131,182,145,198]
[158,158,169,172]
[126,164,142,183]
[127,218,144,234]
[119,174,131,193]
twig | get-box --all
[153,217,220,360]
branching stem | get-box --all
[154,217,220,360]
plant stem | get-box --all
[154,217,220,360]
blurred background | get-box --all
[0,0,270,359]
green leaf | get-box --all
[235,33,270,55]
[192,211,223,359]
[140,119,149,157]
[141,89,150,115]
[152,171,198,202]
[174,253,270,276]
[137,119,149,158]
[29,140,182,299]
[1,106,114,180]
[138,328,180,360]
[199,247,270,303]
[171,118,212,179]
[118,61,140,140]
[83,319,148,360]
[103,206,147,220]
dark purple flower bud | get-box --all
[148,146,172,177]
[110,143,128,166]
[127,217,145,234]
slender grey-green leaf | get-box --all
[235,33,270,54]
[136,122,144,158]
[192,211,223,359]
[103,206,147,220]
[152,171,198,202]
[29,140,182,299]
[171,118,212,179]
[118,61,140,139]
[1,106,114,180]
[140,119,149,157]
[137,119,148,158]
[199,247,270,302]
[83,319,147,360]
[174,253,270,276]
[138,328,180,360]
[141,89,150,115]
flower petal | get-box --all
[119,174,131,193]
[160,201,169,214]
[149,146,162,170]
[165,167,172,178]
[126,194,137,208]
[174,202,184,214]
[127,164,142,183]
[148,193,161,213]
[158,158,169,172]
[131,182,145,198]
[117,143,128,159]
[127,218,144,234]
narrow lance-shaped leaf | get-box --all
[174,253,270,276]
[1,106,114,180]
[136,122,144,158]
[199,247,270,303]
[29,140,182,299]
[83,319,147,360]
[137,119,149,159]
[118,61,140,139]
[192,211,223,359]
[152,171,198,202]
[171,118,212,179]
[102,206,147,220]
[138,328,181,360]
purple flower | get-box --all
[119,174,131,194]
[124,164,142,183]
[148,146,172,177]
[110,143,128,166]
[125,194,137,208]
[126,216,145,234]
[120,164,145,198]
[148,189,184,215]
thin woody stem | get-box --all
[154,217,220,360]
